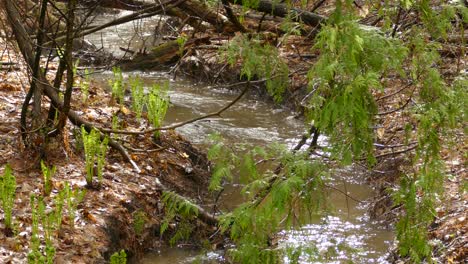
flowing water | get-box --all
[85,11,394,263]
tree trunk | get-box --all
[229,0,326,27]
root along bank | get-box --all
[0,0,467,263]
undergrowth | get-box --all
[147,82,169,139]
[81,126,108,186]
[1,164,16,234]
[163,1,467,263]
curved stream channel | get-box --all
[86,11,394,263]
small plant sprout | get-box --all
[147,82,169,139]
[80,68,92,103]
[1,164,16,235]
[54,188,66,231]
[110,250,127,264]
[28,195,44,263]
[176,34,188,55]
[111,115,120,140]
[129,75,145,121]
[64,182,86,229]
[28,194,59,264]
[109,66,125,104]
[133,210,148,236]
[41,160,56,196]
[81,126,109,186]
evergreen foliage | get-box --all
[307,4,407,165]
[207,139,328,263]
[223,34,289,103]
[132,210,148,236]
[206,133,237,191]
[160,191,199,246]
[211,0,466,262]
[391,21,465,264]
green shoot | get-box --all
[80,68,92,103]
[1,164,16,232]
[41,160,56,196]
[28,194,60,264]
[64,182,86,229]
[28,195,44,264]
[111,115,120,140]
[110,250,127,264]
[81,126,108,186]
[109,67,124,104]
[54,188,65,231]
[176,34,188,55]
[132,210,148,236]
[147,82,169,139]
[129,75,145,121]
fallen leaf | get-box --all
[120,106,131,115]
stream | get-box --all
[85,11,394,263]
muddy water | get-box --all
[86,11,394,263]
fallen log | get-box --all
[119,37,210,70]
[229,0,327,28]
[58,0,234,33]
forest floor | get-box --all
[0,2,467,263]
[0,37,221,263]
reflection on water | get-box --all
[279,216,393,264]
[141,248,224,264]
[86,13,393,264]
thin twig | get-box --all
[374,141,417,149]
[377,86,416,116]
[375,81,412,102]
[325,184,362,203]
[374,145,418,159]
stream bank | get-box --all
[0,35,395,262]
[0,1,464,262]
[82,7,467,262]
[0,38,219,262]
